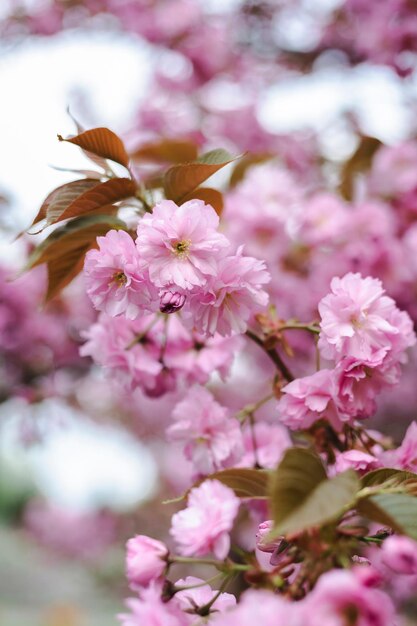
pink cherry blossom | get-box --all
[295,193,350,247]
[211,589,300,626]
[126,535,168,590]
[278,369,345,431]
[80,313,164,395]
[334,356,400,420]
[119,583,189,626]
[170,479,239,560]
[300,569,396,626]
[318,272,416,363]
[84,229,157,319]
[256,520,282,554]
[136,199,229,290]
[223,162,303,263]
[380,421,417,470]
[382,535,417,575]
[368,141,417,198]
[81,311,241,396]
[24,501,116,561]
[184,249,270,336]
[163,330,243,385]
[174,576,236,614]
[255,521,293,570]
[332,450,380,475]
[238,422,291,469]
[166,386,243,475]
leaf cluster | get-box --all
[180,448,417,542]
[22,126,240,301]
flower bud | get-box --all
[159,290,186,314]
[126,535,168,589]
[256,521,284,553]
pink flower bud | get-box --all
[256,521,280,553]
[159,290,186,314]
[126,535,168,589]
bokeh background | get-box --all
[2,1,417,624]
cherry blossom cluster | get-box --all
[167,386,290,477]
[278,272,416,432]
[120,477,410,625]
[84,199,270,339]
[6,1,417,624]
[322,0,417,76]
[81,199,270,396]
[81,313,242,398]
[115,270,417,625]
[0,264,90,405]
[6,0,416,80]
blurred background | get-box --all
[2,0,417,624]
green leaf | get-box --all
[205,468,270,498]
[361,468,417,488]
[164,468,270,504]
[358,493,417,540]
[163,148,239,203]
[269,448,327,520]
[197,149,236,165]
[269,448,360,536]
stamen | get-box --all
[173,239,191,258]
[112,271,127,286]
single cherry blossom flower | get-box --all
[126,535,168,590]
[84,229,157,319]
[136,199,229,290]
[170,479,239,560]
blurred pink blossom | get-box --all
[170,480,239,560]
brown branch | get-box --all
[245,329,294,382]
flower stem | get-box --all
[169,555,251,573]
[238,391,275,420]
[169,556,222,567]
[196,574,236,616]
[125,315,159,350]
[246,329,294,382]
[279,322,320,334]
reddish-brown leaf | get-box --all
[78,204,119,219]
[163,149,239,203]
[132,138,198,164]
[48,177,137,225]
[180,187,224,215]
[28,214,126,269]
[58,127,130,169]
[29,179,100,230]
[49,165,103,179]
[46,249,88,301]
